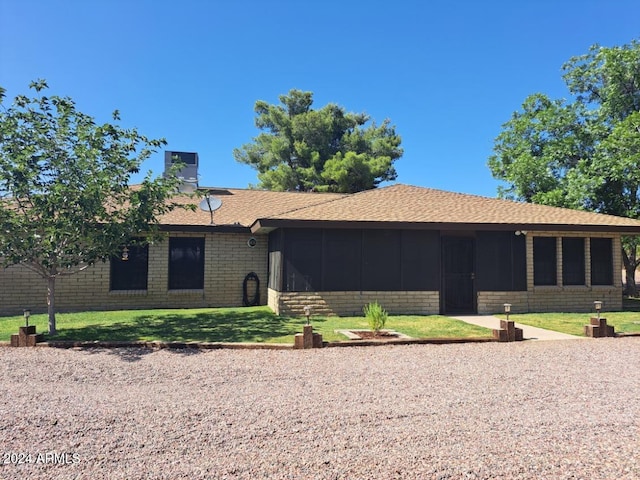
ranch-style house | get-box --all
[2,152,640,317]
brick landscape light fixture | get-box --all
[503,303,511,321]
[23,309,31,327]
[594,300,603,319]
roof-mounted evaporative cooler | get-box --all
[165,151,199,193]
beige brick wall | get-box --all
[269,289,440,316]
[477,288,621,314]
[0,232,268,315]
[477,291,529,314]
[2,229,624,317]
[526,286,622,312]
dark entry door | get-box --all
[442,236,476,314]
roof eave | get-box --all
[160,224,251,233]
[250,219,640,234]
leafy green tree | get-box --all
[0,80,184,335]
[233,89,403,192]
[489,40,640,295]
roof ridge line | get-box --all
[263,191,351,218]
[259,184,431,220]
[261,184,406,219]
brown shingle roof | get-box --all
[157,184,640,233]
[251,184,640,233]
[159,187,346,228]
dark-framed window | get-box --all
[322,230,361,290]
[476,231,527,291]
[362,230,401,291]
[591,238,613,285]
[110,244,149,290]
[562,237,585,285]
[169,237,205,290]
[283,230,322,291]
[401,230,441,291]
[534,237,557,286]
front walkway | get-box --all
[452,315,584,341]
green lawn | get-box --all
[498,311,640,336]
[0,306,492,344]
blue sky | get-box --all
[1,0,639,197]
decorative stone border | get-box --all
[0,336,500,350]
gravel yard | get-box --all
[1,339,639,479]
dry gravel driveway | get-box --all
[1,339,639,479]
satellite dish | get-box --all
[199,195,222,225]
[199,196,222,212]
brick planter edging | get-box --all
[3,334,638,351]
[1,337,497,350]
[324,337,496,347]
[37,341,294,350]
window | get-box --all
[169,237,205,289]
[110,244,149,290]
[322,230,361,291]
[401,230,441,291]
[283,230,322,292]
[534,237,557,285]
[591,238,613,285]
[476,231,527,291]
[362,230,401,291]
[562,238,585,285]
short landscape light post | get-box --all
[494,303,521,342]
[585,300,614,337]
[11,309,41,347]
[295,305,322,349]
[594,300,603,319]
[503,303,511,321]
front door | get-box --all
[442,236,476,314]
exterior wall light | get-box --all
[594,300,603,319]
[23,309,31,327]
[504,303,512,321]
[122,246,129,261]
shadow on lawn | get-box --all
[50,310,306,343]
[623,297,640,312]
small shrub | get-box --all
[363,301,388,333]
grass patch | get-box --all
[0,307,492,343]
[498,311,640,336]
[306,314,491,342]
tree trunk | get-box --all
[626,269,638,297]
[622,247,638,298]
[47,276,57,336]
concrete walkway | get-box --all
[452,315,584,341]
